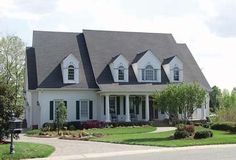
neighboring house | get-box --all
[25,30,211,128]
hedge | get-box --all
[210,122,235,131]
[194,130,213,139]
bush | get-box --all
[184,125,195,135]
[68,125,76,131]
[65,121,84,130]
[174,130,190,139]
[84,120,105,129]
[42,123,56,131]
[176,124,185,131]
[229,126,236,133]
[26,129,41,135]
[210,122,235,131]
[202,123,212,128]
[176,124,195,136]
[194,131,213,139]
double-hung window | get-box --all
[173,66,179,81]
[76,100,93,120]
[142,65,158,81]
[80,100,89,119]
[118,66,125,81]
[68,65,75,80]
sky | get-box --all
[0,0,235,91]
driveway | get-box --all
[19,133,236,160]
[19,134,159,158]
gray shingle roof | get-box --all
[27,29,211,91]
[30,31,97,89]
[162,56,175,65]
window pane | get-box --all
[174,67,179,81]
[109,97,116,114]
[68,65,74,80]
[146,70,153,80]
[81,101,88,119]
[118,69,124,80]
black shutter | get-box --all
[89,101,93,119]
[136,104,139,114]
[104,96,106,115]
[117,97,120,115]
[123,96,126,115]
[142,100,145,119]
[76,101,80,120]
[50,101,54,120]
[64,101,67,108]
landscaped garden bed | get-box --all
[0,142,55,160]
[26,125,156,140]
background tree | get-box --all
[0,83,22,141]
[0,35,25,110]
[209,86,222,112]
[55,101,67,135]
[153,83,206,122]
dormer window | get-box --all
[132,50,161,82]
[109,54,129,82]
[118,66,125,81]
[174,66,179,81]
[68,65,75,80]
[142,65,158,81]
[162,56,183,83]
[61,54,79,84]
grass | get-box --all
[0,142,55,159]
[86,126,156,135]
[90,127,236,147]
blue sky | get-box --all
[0,0,235,91]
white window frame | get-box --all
[118,66,125,81]
[68,65,75,80]
[173,66,180,81]
[141,65,158,82]
[79,99,90,121]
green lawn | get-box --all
[90,127,236,147]
[0,142,55,159]
[87,126,156,135]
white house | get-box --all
[25,30,211,128]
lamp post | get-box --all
[9,113,22,154]
[9,113,16,154]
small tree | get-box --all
[153,84,180,122]
[182,83,206,119]
[55,101,67,135]
[153,83,206,122]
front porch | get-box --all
[102,94,159,122]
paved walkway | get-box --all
[149,127,176,133]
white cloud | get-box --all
[0,0,235,91]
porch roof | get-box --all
[97,84,168,94]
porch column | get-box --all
[125,94,131,122]
[105,94,111,122]
[145,94,150,121]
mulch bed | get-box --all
[0,141,10,144]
